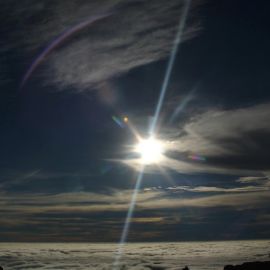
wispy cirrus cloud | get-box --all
[1,0,201,90]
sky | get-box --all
[0,0,270,242]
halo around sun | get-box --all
[134,137,164,165]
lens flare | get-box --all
[135,137,164,164]
[149,0,192,135]
[20,12,113,90]
[113,0,192,268]
[188,154,206,162]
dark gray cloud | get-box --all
[170,103,270,173]
[2,0,201,90]
[170,103,270,157]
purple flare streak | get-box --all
[20,12,113,90]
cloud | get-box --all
[1,182,269,241]
[2,0,201,90]
[131,217,165,224]
[125,102,270,176]
[141,191,270,210]
[171,102,270,173]
[237,176,270,185]
[0,170,41,189]
[0,240,270,270]
[165,185,269,193]
[0,181,269,220]
[0,170,96,192]
[170,102,270,156]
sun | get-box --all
[135,137,164,165]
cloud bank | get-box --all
[1,241,270,270]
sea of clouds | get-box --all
[0,240,270,270]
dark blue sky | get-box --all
[0,0,270,242]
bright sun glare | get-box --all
[135,137,164,164]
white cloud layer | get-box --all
[0,241,270,270]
